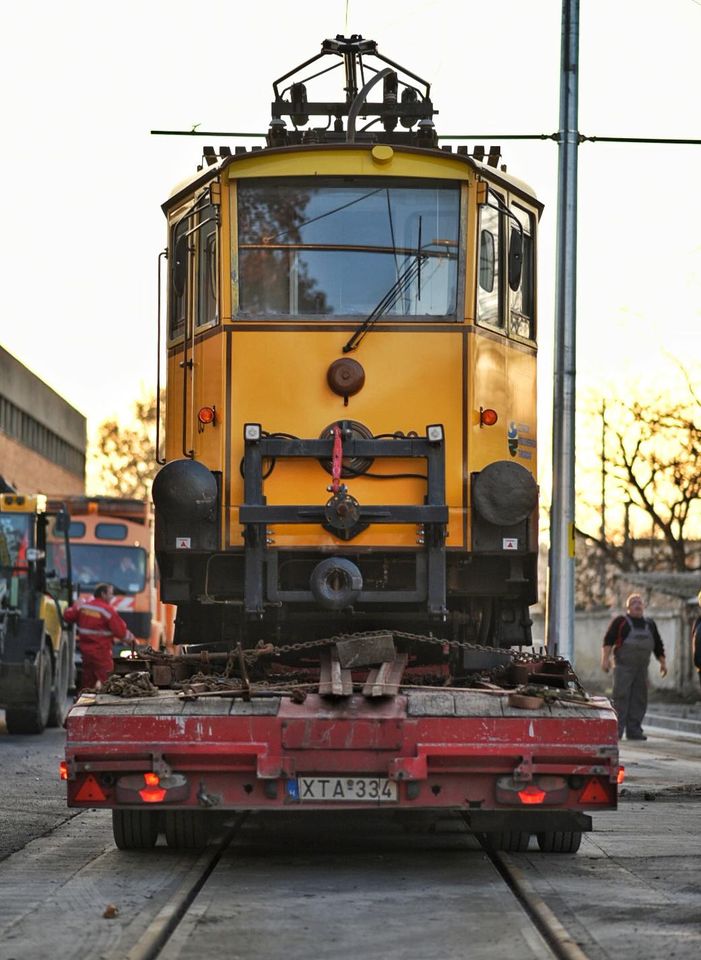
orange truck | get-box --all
[51,497,174,651]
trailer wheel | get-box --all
[48,637,72,727]
[485,831,531,852]
[536,831,582,854]
[164,811,209,849]
[5,643,52,735]
[112,810,159,850]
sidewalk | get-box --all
[644,694,701,737]
[617,731,701,800]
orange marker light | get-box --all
[197,406,216,425]
[144,772,160,787]
[617,766,625,785]
[59,761,68,781]
[479,407,498,427]
[518,785,546,805]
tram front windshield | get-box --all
[237,178,460,319]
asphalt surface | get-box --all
[0,704,700,959]
[0,714,77,863]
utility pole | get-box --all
[600,400,607,601]
[547,0,579,660]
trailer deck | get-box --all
[64,685,619,835]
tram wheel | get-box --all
[164,811,209,849]
[536,830,582,854]
[112,810,159,850]
[485,831,531,852]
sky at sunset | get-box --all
[1,0,699,498]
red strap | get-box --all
[331,423,343,494]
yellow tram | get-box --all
[153,36,541,661]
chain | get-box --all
[249,629,569,667]
[255,635,339,657]
[139,630,570,669]
[388,630,567,665]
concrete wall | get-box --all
[0,345,86,492]
[0,346,85,451]
[0,432,84,496]
[531,610,695,697]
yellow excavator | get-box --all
[0,493,74,733]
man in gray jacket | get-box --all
[601,594,667,741]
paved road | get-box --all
[1,712,699,959]
[0,712,77,863]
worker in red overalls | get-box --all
[64,582,133,691]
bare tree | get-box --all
[90,392,158,500]
[609,397,701,569]
[577,367,701,575]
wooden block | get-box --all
[319,648,352,696]
[336,632,396,668]
[151,664,173,687]
[362,653,408,697]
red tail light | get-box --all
[139,772,166,803]
[617,766,625,785]
[59,761,68,782]
[518,785,546,805]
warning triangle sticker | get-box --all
[74,774,107,802]
[579,778,609,804]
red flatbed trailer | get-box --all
[64,682,619,850]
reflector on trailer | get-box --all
[75,774,107,802]
[579,778,609,804]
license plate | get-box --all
[295,776,397,803]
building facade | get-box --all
[0,345,86,495]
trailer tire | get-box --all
[536,830,582,854]
[112,810,159,850]
[5,643,52,735]
[485,831,531,852]
[164,811,209,849]
[48,637,72,728]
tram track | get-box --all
[479,840,591,960]
[97,811,595,960]
[104,813,251,960]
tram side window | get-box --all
[509,205,535,340]
[197,203,218,327]
[170,219,189,340]
[477,201,503,328]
